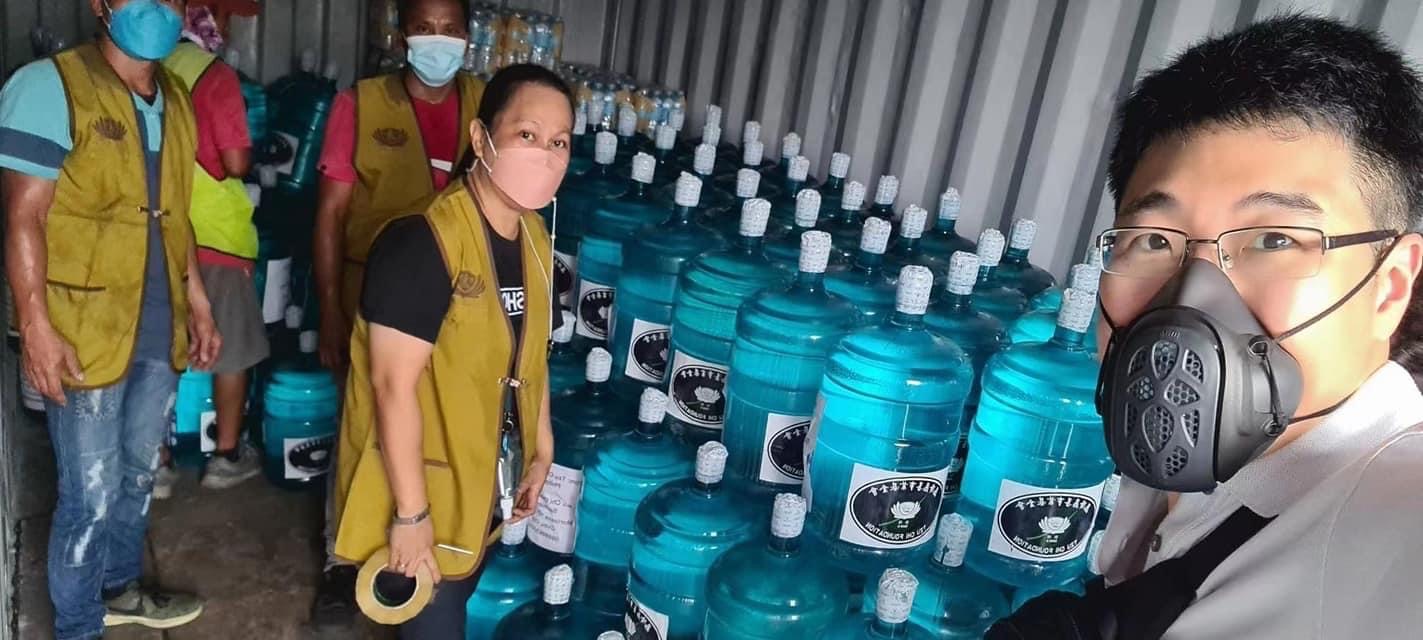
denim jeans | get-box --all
[45,357,178,640]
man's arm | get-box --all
[185,230,221,370]
[3,170,80,402]
[314,176,355,369]
[219,147,251,180]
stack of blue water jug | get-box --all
[465,100,1121,639]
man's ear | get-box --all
[1376,232,1423,341]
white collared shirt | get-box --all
[1098,361,1423,639]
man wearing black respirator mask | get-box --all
[990,15,1423,640]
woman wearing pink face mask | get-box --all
[330,64,573,638]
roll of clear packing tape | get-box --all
[355,547,435,625]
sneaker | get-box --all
[309,565,358,631]
[152,464,179,501]
[201,441,262,490]
[103,582,203,629]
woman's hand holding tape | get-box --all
[388,508,441,584]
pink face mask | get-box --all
[479,125,569,210]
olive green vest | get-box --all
[161,41,258,259]
[333,182,554,577]
[48,43,197,387]
[340,73,484,319]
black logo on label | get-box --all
[624,594,664,640]
[849,476,944,546]
[578,286,613,339]
[670,364,726,425]
[768,421,810,480]
[264,134,295,168]
[632,328,669,381]
[554,255,575,301]
[996,492,1097,559]
[288,436,335,474]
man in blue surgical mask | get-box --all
[308,0,482,631]
[0,0,221,637]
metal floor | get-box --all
[11,409,395,640]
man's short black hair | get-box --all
[397,0,470,30]
[1108,15,1423,234]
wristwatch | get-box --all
[392,506,431,526]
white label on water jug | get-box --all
[801,395,826,506]
[199,410,218,453]
[625,592,670,640]
[988,478,1103,562]
[665,350,727,429]
[270,131,299,176]
[623,318,670,384]
[283,435,336,480]
[553,250,577,308]
[759,412,811,485]
[528,463,583,555]
[262,257,292,324]
[838,462,949,550]
[575,279,614,340]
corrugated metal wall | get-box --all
[3,0,1423,275]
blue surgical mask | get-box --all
[405,35,467,87]
[103,0,182,61]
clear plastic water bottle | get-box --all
[702,494,850,639]
[764,189,848,270]
[1009,262,1101,350]
[465,520,544,640]
[867,175,899,222]
[724,231,859,499]
[704,169,765,240]
[859,514,1010,639]
[545,131,628,307]
[548,311,582,396]
[715,139,782,202]
[530,348,635,566]
[996,219,1057,298]
[575,153,663,351]
[920,188,976,260]
[824,217,897,325]
[626,442,759,640]
[883,204,951,285]
[493,564,603,639]
[924,252,1007,510]
[609,174,726,398]
[766,155,813,236]
[818,152,853,215]
[804,266,973,580]
[823,569,935,639]
[573,389,694,623]
[959,288,1112,590]
[969,229,1029,326]
[665,199,788,447]
[823,180,868,254]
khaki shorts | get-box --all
[199,262,270,375]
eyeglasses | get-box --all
[1096,226,1399,280]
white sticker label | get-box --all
[575,279,615,340]
[262,257,292,324]
[199,410,218,453]
[801,395,826,507]
[270,131,299,176]
[665,350,728,428]
[759,412,811,485]
[625,592,670,640]
[623,318,671,384]
[837,462,950,550]
[988,478,1104,562]
[283,435,335,480]
[528,463,584,555]
[554,250,577,308]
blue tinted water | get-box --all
[971,266,1029,327]
[998,247,1057,299]
[465,526,543,640]
[665,226,787,446]
[824,223,896,326]
[575,179,665,351]
[925,288,1007,509]
[959,298,1112,591]
[920,220,975,263]
[171,370,215,469]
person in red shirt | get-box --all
[156,7,268,499]
[308,0,481,631]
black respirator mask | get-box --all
[1097,256,1387,492]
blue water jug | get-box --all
[920,188,976,261]
[822,569,935,640]
[883,205,951,285]
[969,229,1029,326]
[996,219,1058,298]
[822,180,869,255]
[493,565,605,639]
[765,190,849,270]
[261,363,340,490]
[573,153,664,351]
[170,369,216,469]
[465,520,543,640]
[824,217,897,326]
[265,52,335,193]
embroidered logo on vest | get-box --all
[373,128,410,148]
[92,117,127,142]
[454,271,486,299]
